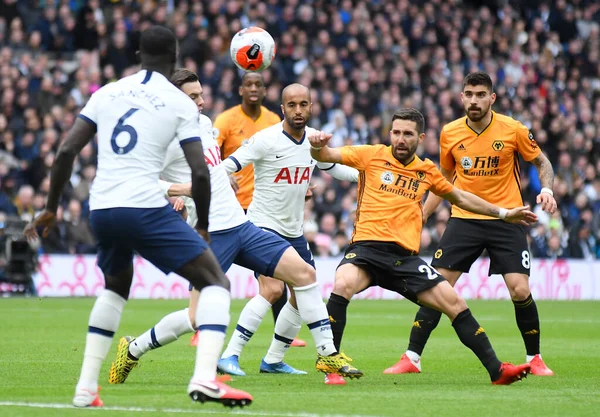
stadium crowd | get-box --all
[0,0,598,260]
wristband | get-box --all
[498,208,508,220]
[311,145,323,151]
[540,187,554,197]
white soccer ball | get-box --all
[230,27,276,72]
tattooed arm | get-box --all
[530,153,557,214]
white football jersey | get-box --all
[160,114,247,232]
[80,70,202,210]
[223,122,359,238]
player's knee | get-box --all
[104,271,133,300]
[293,263,316,287]
[508,283,530,301]
[455,296,468,313]
[446,297,469,321]
[259,279,285,304]
[332,274,356,300]
[190,273,231,292]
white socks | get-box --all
[406,350,421,363]
[221,294,271,359]
[264,302,302,364]
[192,285,230,382]
[76,290,127,393]
[129,308,195,359]
[294,283,336,356]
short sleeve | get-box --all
[175,102,203,146]
[439,129,456,172]
[213,113,228,147]
[158,179,173,197]
[339,145,376,171]
[515,122,541,162]
[78,88,103,129]
[223,132,271,172]
[428,164,455,196]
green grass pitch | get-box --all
[1,298,599,417]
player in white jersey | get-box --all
[24,27,252,408]
[106,69,361,381]
[217,83,360,378]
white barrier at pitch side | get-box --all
[2,254,598,300]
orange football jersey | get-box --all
[214,105,281,209]
[440,111,541,220]
[340,145,454,253]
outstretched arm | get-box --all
[316,162,359,182]
[222,133,270,174]
[440,187,538,226]
[530,153,557,213]
[158,179,192,197]
[308,131,342,163]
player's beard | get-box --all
[286,114,308,131]
[392,142,417,164]
[465,103,491,122]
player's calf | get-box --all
[258,275,286,304]
[332,264,371,300]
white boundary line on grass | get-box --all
[0,401,386,417]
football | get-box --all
[230,27,276,72]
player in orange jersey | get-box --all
[189,73,306,347]
[310,108,535,386]
[386,72,556,377]
[215,73,281,210]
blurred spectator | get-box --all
[0,0,596,259]
[13,185,34,222]
[41,205,69,254]
[545,234,567,259]
[64,199,95,254]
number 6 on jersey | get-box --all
[111,108,140,154]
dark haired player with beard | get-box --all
[385,72,556,377]
[310,108,537,386]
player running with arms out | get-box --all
[108,71,359,381]
[217,83,361,377]
[310,108,536,385]
[386,72,556,377]
[23,27,252,407]
[190,72,305,348]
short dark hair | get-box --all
[391,108,425,134]
[241,72,264,84]
[170,68,199,88]
[139,25,177,62]
[463,71,493,92]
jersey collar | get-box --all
[465,111,495,136]
[282,128,306,145]
[240,104,263,123]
